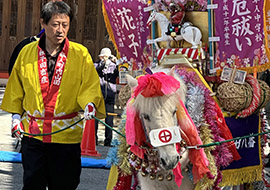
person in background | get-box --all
[95,47,119,146]
[8,29,45,75]
[1,1,105,189]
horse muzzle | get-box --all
[160,154,180,170]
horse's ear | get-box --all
[168,66,176,77]
[126,74,138,89]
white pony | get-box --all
[120,69,210,190]
[146,10,202,49]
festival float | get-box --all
[101,0,270,189]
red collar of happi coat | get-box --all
[37,38,69,142]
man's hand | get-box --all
[11,114,24,139]
[84,103,96,120]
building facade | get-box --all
[0,0,114,72]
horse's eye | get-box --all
[143,114,150,121]
[173,109,177,116]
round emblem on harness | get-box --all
[158,129,172,143]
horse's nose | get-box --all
[176,155,180,163]
[160,155,180,170]
[160,157,167,167]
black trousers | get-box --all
[21,136,81,190]
[95,103,114,145]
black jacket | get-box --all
[95,60,119,104]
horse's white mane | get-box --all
[155,11,169,23]
[133,91,180,115]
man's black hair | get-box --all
[40,1,73,24]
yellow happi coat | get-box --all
[1,39,106,144]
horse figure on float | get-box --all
[146,10,202,49]
[111,70,211,190]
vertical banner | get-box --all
[102,0,150,68]
[264,0,270,61]
[221,114,262,186]
[214,0,269,74]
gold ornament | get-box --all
[142,161,148,168]
[135,163,141,170]
[157,174,164,181]
[150,164,156,170]
[136,159,142,165]
[130,153,136,161]
[180,140,186,147]
[141,171,147,177]
[150,174,156,180]
[171,32,176,37]
[166,174,173,181]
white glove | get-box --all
[11,114,24,139]
[84,103,96,120]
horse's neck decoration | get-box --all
[124,72,210,189]
[146,11,202,49]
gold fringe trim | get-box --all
[101,1,120,57]
[115,111,133,175]
[264,0,270,64]
[195,124,218,190]
[220,165,263,187]
[117,127,132,175]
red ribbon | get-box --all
[141,77,164,97]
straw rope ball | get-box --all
[243,82,253,109]
[257,80,270,110]
[118,84,132,108]
[216,82,253,112]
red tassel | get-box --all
[215,103,241,161]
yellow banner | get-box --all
[264,0,270,62]
[101,0,120,57]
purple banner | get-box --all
[214,0,268,70]
[222,114,260,170]
[102,0,150,68]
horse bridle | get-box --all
[128,115,189,182]
[139,113,189,153]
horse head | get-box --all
[126,71,187,170]
[146,11,157,27]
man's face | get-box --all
[41,13,70,46]
[99,55,109,61]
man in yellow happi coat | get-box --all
[1,1,105,190]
